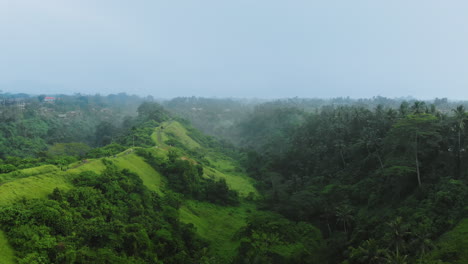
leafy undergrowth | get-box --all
[429,218,468,263]
[0,230,14,264]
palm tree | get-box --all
[384,251,408,264]
[411,101,427,115]
[386,217,410,257]
[334,139,347,168]
[452,105,466,178]
[410,231,435,263]
[336,204,354,235]
[399,102,410,117]
[360,127,384,169]
[350,239,388,264]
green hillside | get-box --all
[150,121,261,259]
[153,121,258,197]
[0,120,262,263]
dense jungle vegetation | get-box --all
[165,96,468,263]
[0,92,467,263]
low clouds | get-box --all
[1,1,468,99]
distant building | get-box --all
[44,97,55,102]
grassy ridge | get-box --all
[161,121,202,150]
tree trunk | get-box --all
[415,133,422,187]
[457,130,461,178]
[377,153,384,170]
[340,149,346,168]
[367,143,384,169]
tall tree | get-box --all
[386,217,410,258]
[390,114,440,187]
[452,105,466,178]
[411,101,427,115]
[335,204,354,235]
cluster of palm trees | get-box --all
[349,217,435,264]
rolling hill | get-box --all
[0,120,259,263]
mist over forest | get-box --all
[0,92,466,263]
[2,0,468,263]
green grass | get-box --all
[112,153,166,194]
[0,171,72,206]
[205,156,237,173]
[155,121,202,150]
[0,230,14,264]
[0,165,59,184]
[429,218,468,263]
[204,167,257,198]
[179,200,254,261]
[66,159,107,174]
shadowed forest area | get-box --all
[0,93,467,263]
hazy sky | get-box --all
[1,0,468,99]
